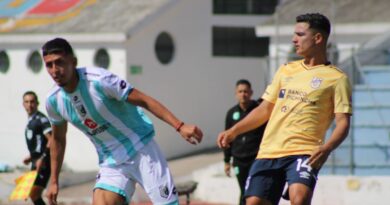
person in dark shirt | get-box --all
[223,79,266,205]
[22,91,52,205]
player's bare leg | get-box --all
[30,186,45,205]
[246,196,273,205]
[288,183,313,205]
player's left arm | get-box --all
[127,88,203,144]
[308,113,351,169]
[46,122,67,205]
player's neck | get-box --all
[303,47,328,67]
[28,110,38,118]
[63,70,79,93]
[303,55,328,67]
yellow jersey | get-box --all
[258,60,352,159]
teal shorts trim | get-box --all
[94,182,129,202]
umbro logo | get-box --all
[299,171,311,179]
[120,80,127,89]
[159,185,169,198]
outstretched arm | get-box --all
[127,88,203,144]
[217,100,274,148]
[47,123,67,205]
[308,113,351,168]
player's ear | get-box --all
[314,32,324,44]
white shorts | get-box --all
[94,139,179,204]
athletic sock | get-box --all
[33,197,46,205]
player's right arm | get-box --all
[47,122,67,205]
[217,65,283,149]
[217,100,274,149]
[127,88,203,145]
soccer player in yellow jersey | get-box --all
[217,13,352,205]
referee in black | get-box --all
[22,91,52,205]
[223,79,266,205]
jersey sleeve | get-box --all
[100,73,133,101]
[262,66,284,103]
[334,75,353,114]
[40,115,52,135]
[45,96,65,125]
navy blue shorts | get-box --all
[244,155,319,205]
[32,157,51,188]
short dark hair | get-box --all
[296,13,331,39]
[236,79,252,88]
[42,38,74,57]
[23,91,39,104]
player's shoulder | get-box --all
[249,99,260,108]
[327,64,347,76]
[36,111,47,117]
[285,59,302,66]
[285,60,302,66]
[280,60,303,71]
[227,104,240,114]
[318,64,349,82]
[79,66,113,81]
[36,111,50,123]
[46,85,61,101]
[273,60,303,76]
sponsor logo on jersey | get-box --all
[84,118,98,129]
[76,104,87,117]
[281,105,288,112]
[279,89,286,98]
[120,80,127,89]
[86,124,109,136]
[232,111,240,120]
[310,77,323,89]
[26,129,33,140]
[96,173,101,181]
[286,89,316,105]
[159,185,169,198]
[73,96,79,102]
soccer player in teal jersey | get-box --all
[42,38,203,205]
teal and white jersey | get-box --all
[45,67,155,167]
